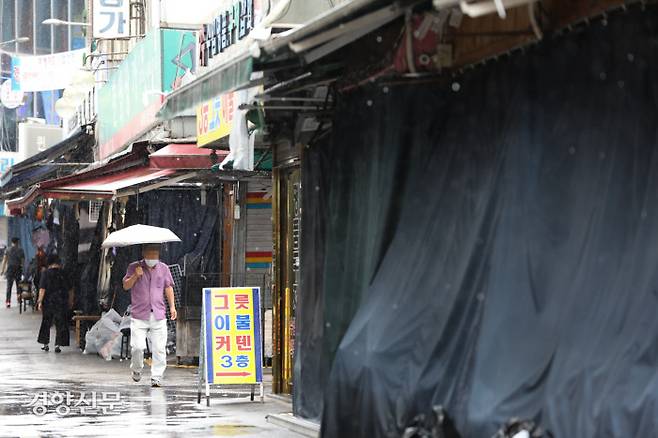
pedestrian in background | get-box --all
[36,254,73,353]
[1,237,25,308]
[123,244,177,387]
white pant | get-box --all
[130,314,167,379]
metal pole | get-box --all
[32,0,37,117]
[197,291,205,404]
[271,169,281,393]
[14,0,18,54]
[283,286,291,393]
[67,0,72,51]
[51,0,55,54]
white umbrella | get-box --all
[102,224,182,248]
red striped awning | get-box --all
[41,167,177,200]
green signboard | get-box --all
[97,28,196,160]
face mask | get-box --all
[144,259,159,268]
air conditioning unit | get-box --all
[18,122,64,160]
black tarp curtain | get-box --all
[297,6,658,437]
[78,203,107,314]
[109,189,220,315]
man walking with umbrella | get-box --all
[123,244,177,387]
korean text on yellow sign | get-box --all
[196,93,234,147]
[203,287,262,385]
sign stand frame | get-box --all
[197,287,265,406]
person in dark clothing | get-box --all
[37,254,74,353]
[30,246,47,293]
[1,238,25,308]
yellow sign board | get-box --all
[203,287,262,385]
[196,93,234,147]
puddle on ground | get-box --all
[211,424,259,436]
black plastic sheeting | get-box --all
[109,196,143,314]
[297,7,658,437]
[141,189,220,273]
[56,202,80,280]
[109,189,220,315]
[78,204,107,314]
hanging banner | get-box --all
[93,0,130,39]
[196,93,234,147]
[11,49,86,92]
[203,287,263,385]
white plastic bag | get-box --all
[219,87,259,171]
[83,309,129,360]
[96,313,121,360]
[102,308,122,325]
[99,332,121,360]
[83,320,101,355]
[110,333,124,358]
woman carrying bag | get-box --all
[37,254,74,353]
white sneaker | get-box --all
[150,378,162,388]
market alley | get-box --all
[0,281,300,438]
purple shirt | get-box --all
[124,260,174,321]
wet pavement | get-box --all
[0,283,298,438]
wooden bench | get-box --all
[72,315,101,348]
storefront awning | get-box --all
[41,167,178,200]
[157,55,253,120]
[156,0,396,120]
[6,186,40,215]
[1,165,57,190]
[11,129,92,173]
[149,144,229,169]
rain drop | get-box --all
[382,86,389,94]
[366,100,373,107]
[627,53,635,62]
[376,35,383,43]
[451,82,461,92]
[617,80,625,89]
[477,293,485,302]
[599,72,607,81]
[569,147,576,155]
